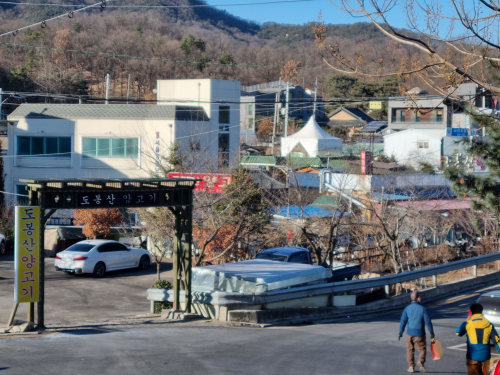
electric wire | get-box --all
[0,0,317,7]
[0,0,113,38]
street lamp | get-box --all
[0,92,25,119]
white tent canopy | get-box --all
[281,116,343,157]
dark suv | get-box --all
[255,246,312,264]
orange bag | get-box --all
[430,339,443,360]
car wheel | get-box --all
[138,255,150,270]
[93,262,106,277]
[0,241,5,256]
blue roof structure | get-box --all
[272,205,350,219]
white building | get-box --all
[156,79,240,167]
[6,79,241,197]
[384,128,486,171]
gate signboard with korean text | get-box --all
[14,206,40,303]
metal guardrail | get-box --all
[148,251,500,306]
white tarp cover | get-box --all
[281,116,343,157]
[192,260,332,293]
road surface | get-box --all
[1,284,495,374]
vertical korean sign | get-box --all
[14,206,40,303]
[360,151,371,175]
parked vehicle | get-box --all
[256,246,361,281]
[475,291,500,324]
[0,232,5,256]
[256,246,313,264]
[54,240,152,277]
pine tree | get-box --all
[445,106,500,218]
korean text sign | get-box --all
[15,206,40,303]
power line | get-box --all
[0,0,112,38]
[0,0,317,7]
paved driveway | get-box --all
[0,254,173,325]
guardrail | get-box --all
[148,251,500,312]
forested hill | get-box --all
[0,1,427,101]
[258,22,391,45]
[0,0,260,35]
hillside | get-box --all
[0,3,429,102]
[258,22,392,45]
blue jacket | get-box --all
[456,314,500,362]
[400,301,434,337]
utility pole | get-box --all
[105,74,111,105]
[313,77,318,118]
[0,88,3,119]
[272,92,279,154]
[126,74,131,104]
[284,82,290,137]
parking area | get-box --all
[0,253,173,326]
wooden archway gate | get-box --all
[19,178,196,328]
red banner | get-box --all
[168,173,232,194]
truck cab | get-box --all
[255,246,312,264]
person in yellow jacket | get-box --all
[456,303,500,375]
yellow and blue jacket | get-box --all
[456,314,500,362]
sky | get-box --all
[203,0,409,27]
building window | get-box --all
[82,137,139,158]
[218,133,229,167]
[248,104,253,116]
[435,110,443,123]
[392,108,444,123]
[219,106,230,131]
[415,111,421,122]
[417,141,429,149]
[17,136,71,157]
[16,185,29,205]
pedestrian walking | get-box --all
[456,303,500,375]
[399,290,435,373]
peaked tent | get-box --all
[281,116,343,157]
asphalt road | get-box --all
[0,253,173,324]
[1,284,498,375]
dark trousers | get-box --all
[407,336,427,367]
[466,358,490,375]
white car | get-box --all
[55,240,152,277]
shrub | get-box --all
[152,279,172,289]
[152,279,173,313]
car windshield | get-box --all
[256,253,288,262]
[477,296,500,311]
[65,243,95,252]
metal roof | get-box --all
[8,104,209,121]
[361,121,388,132]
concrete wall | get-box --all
[227,270,500,324]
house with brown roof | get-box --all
[327,107,375,136]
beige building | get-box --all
[6,79,241,199]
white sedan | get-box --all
[55,240,152,277]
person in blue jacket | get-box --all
[456,303,500,375]
[399,290,435,373]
